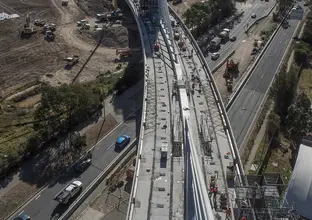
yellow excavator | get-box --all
[21,13,37,37]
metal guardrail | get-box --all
[58,139,138,220]
[168,5,245,182]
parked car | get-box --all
[211,52,220,60]
[230,36,237,41]
[14,213,30,220]
[115,135,131,149]
[251,13,257,18]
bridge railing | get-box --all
[123,1,149,219]
[168,6,246,183]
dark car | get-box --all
[74,158,92,172]
[230,36,237,41]
[115,135,131,149]
[14,213,30,220]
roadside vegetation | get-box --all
[0,64,142,179]
[246,12,312,182]
[182,0,236,37]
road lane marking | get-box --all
[106,143,115,151]
[261,74,264,79]
[19,211,24,215]
[35,194,41,200]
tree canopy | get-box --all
[183,0,235,35]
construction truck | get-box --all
[173,0,182,5]
[77,19,88,27]
[223,60,238,93]
[42,23,56,33]
[20,13,37,37]
[62,0,69,6]
[54,180,82,204]
[34,19,45,26]
[45,30,55,41]
[65,55,79,66]
[116,48,131,58]
[223,60,239,78]
[219,30,230,43]
[209,37,221,51]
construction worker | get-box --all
[225,208,231,220]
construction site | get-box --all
[0,0,141,98]
[231,173,301,220]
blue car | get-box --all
[14,213,30,220]
[115,135,130,149]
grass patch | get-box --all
[298,68,312,100]
[264,148,293,183]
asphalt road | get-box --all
[227,17,300,148]
[13,113,141,220]
[208,0,275,70]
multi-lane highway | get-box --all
[12,106,141,219]
[228,13,302,147]
[208,0,275,70]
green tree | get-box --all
[301,12,312,44]
[69,132,87,149]
[267,112,281,138]
[272,68,298,122]
[287,92,312,138]
[183,0,235,34]
[294,42,310,65]
[34,84,101,133]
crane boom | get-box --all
[112,0,118,11]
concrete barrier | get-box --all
[168,6,246,182]
[246,2,277,33]
[59,139,138,220]
[122,1,149,219]
[211,50,235,74]
[226,7,294,111]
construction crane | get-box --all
[112,0,118,11]
[20,13,37,37]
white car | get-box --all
[251,13,256,18]
[211,53,220,60]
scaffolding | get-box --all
[233,173,302,220]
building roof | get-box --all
[285,143,312,219]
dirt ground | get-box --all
[213,15,276,103]
[0,0,138,218]
[0,0,129,98]
[76,156,134,220]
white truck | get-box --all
[54,180,83,204]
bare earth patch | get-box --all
[85,114,118,147]
[0,182,38,219]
